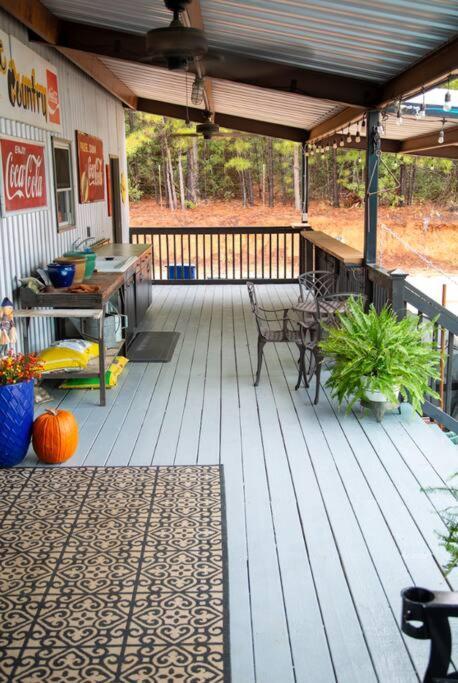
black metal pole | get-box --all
[301,144,308,224]
[364,110,380,265]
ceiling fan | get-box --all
[142,0,314,77]
[143,0,208,70]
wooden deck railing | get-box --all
[129,226,304,283]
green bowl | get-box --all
[64,251,96,279]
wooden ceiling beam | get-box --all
[0,0,137,108]
[380,37,458,105]
[29,20,380,108]
[400,125,458,153]
[137,97,308,142]
[0,0,60,44]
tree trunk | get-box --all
[293,145,301,211]
[177,151,186,210]
[186,139,199,204]
[240,171,247,207]
[408,160,417,205]
[261,163,266,205]
[157,163,163,206]
[267,139,274,208]
[165,144,177,210]
[246,169,254,206]
[398,162,406,206]
[331,147,339,208]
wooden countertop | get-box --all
[301,230,363,265]
[20,243,151,309]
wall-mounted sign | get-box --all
[0,137,47,213]
[0,31,61,133]
[76,131,104,203]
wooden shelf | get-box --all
[41,342,125,380]
[301,230,363,265]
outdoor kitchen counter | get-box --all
[20,244,152,308]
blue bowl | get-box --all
[47,262,75,288]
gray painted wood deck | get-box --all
[25,284,458,683]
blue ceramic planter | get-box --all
[0,380,34,467]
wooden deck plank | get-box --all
[129,286,198,465]
[153,286,207,465]
[174,286,215,465]
[236,285,337,683]
[197,285,223,466]
[218,286,257,683]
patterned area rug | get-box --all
[0,465,229,682]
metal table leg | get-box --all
[98,307,106,406]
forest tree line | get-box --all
[126,111,458,210]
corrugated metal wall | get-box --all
[0,9,129,351]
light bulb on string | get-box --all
[332,139,338,149]
[361,117,366,131]
[357,153,362,164]
[416,88,426,119]
[355,124,361,143]
[325,143,330,152]
[438,119,445,144]
[444,75,452,112]
[339,137,344,147]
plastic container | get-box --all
[55,256,86,284]
[168,264,196,280]
[64,250,96,279]
[47,262,75,288]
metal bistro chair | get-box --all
[296,292,358,404]
[247,281,303,386]
[296,270,338,319]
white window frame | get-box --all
[52,137,76,232]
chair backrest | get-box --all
[246,281,262,334]
[315,293,364,343]
[298,271,337,308]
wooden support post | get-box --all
[390,268,408,319]
[364,110,380,265]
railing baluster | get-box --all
[203,232,207,280]
[291,233,295,278]
[218,234,221,280]
[255,234,258,280]
[166,234,170,281]
[158,234,162,280]
[269,233,272,279]
[151,236,156,281]
[196,233,200,280]
[247,233,250,280]
[445,332,454,415]
[240,233,243,279]
[232,234,235,280]
[262,234,265,279]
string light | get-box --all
[444,76,452,112]
[438,118,445,144]
[357,153,362,164]
[332,139,338,149]
[416,88,426,119]
[339,137,344,147]
[396,100,403,126]
[361,117,366,132]
[355,124,361,143]
[325,143,330,152]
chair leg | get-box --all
[314,355,322,405]
[255,338,265,386]
[295,347,304,390]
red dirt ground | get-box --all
[130,199,458,274]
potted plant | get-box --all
[319,297,440,422]
[0,351,43,466]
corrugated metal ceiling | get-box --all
[101,56,345,129]
[43,0,458,82]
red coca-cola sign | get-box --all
[0,138,47,213]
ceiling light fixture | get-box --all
[444,76,452,112]
[191,75,205,105]
[438,119,445,144]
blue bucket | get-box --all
[168,265,196,280]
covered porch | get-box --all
[19,283,458,682]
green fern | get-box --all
[319,296,440,413]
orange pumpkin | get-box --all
[33,409,79,463]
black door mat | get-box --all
[127,331,180,362]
